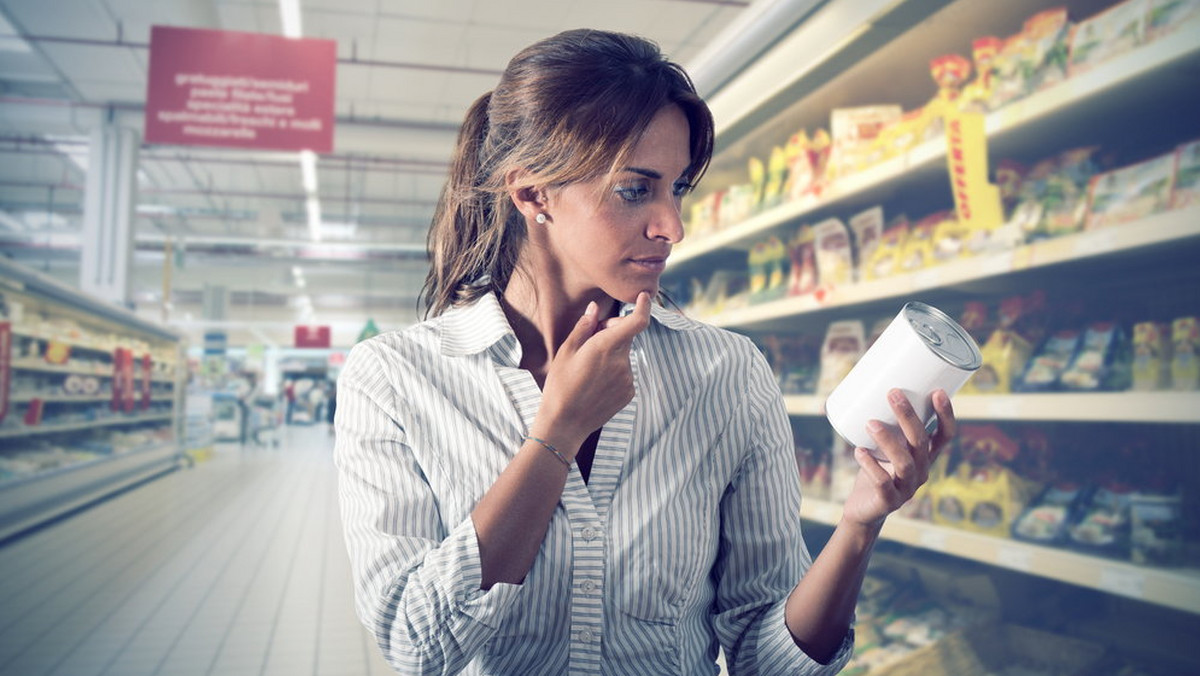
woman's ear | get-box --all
[506,169,549,223]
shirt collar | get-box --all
[439,292,697,359]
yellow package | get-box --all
[931,462,1040,538]
[1132,321,1170,391]
[1171,316,1199,390]
[783,130,815,201]
[932,216,972,262]
[763,146,788,208]
[962,329,1033,395]
[898,212,945,272]
[747,157,766,212]
[865,218,909,281]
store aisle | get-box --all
[0,425,394,676]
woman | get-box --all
[334,29,955,675]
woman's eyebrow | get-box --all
[620,166,662,179]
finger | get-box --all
[854,447,901,501]
[594,292,651,347]
[867,419,917,484]
[929,389,957,455]
[560,301,599,353]
[887,389,932,457]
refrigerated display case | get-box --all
[0,257,183,541]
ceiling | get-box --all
[0,0,822,349]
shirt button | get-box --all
[579,629,595,643]
[580,579,596,594]
[582,527,599,541]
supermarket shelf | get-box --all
[669,28,1200,270]
[701,207,1200,330]
[800,497,1200,615]
[0,442,181,542]
[785,391,1200,424]
[0,413,174,439]
[6,394,178,405]
[11,361,115,377]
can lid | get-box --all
[903,301,982,370]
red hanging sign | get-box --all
[144,25,337,152]
[294,325,331,349]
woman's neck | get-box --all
[501,274,616,384]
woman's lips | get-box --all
[628,256,667,273]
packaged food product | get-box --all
[1147,0,1200,39]
[931,462,1039,538]
[761,333,821,395]
[931,216,972,262]
[1170,316,1199,389]
[1068,483,1133,556]
[1021,8,1072,92]
[1130,490,1184,565]
[1170,138,1200,210]
[848,206,884,283]
[864,217,909,281]
[1068,0,1148,76]
[747,236,788,304]
[1131,321,1171,390]
[898,211,945,272]
[1086,153,1176,229]
[783,130,817,202]
[787,225,818,296]
[828,106,902,180]
[957,301,992,345]
[959,37,1003,114]
[763,145,789,209]
[989,34,1028,110]
[816,319,865,397]
[747,156,766,212]
[813,218,854,288]
[1060,321,1130,391]
[1018,329,1082,391]
[1012,483,1087,545]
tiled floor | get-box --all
[0,425,394,676]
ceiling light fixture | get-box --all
[300,150,317,193]
[306,196,322,242]
[279,0,303,39]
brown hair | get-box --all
[420,29,715,317]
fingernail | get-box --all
[867,420,884,433]
[584,301,597,317]
[889,389,905,403]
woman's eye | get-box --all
[614,184,651,203]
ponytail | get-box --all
[421,92,522,317]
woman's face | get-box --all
[543,104,692,304]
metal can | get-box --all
[825,301,981,458]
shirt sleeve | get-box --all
[333,340,522,675]
[712,343,854,675]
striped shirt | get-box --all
[334,292,853,675]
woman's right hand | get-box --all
[532,291,652,455]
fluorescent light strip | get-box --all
[279,0,303,38]
[306,196,322,242]
[300,150,317,193]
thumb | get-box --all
[560,300,599,354]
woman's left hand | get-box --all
[839,388,956,529]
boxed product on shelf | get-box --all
[1067,482,1134,556]
[1170,139,1200,209]
[785,128,831,202]
[848,206,884,283]
[1086,152,1176,229]
[827,105,902,180]
[1068,0,1148,76]
[813,218,854,288]
[1131,321,1171,390]
[863,216,908,281]
[1012,483,1089,545]
[930,426,1040,538]
[747,236,789,304]
[786,226,818,296]
[760,333,820,395]
[957,36,1003,114]
[1018,329,1083,391]
[1170,316,1199,389]
[1130,488,1185,565]
[1059,321,1131,391]
[815,319,865,397]
[989,8,1072,109]
[1010,147,1106,241]
[1147,0,1200,38]
[898,211,945,272]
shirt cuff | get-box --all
[756,601,855,675]
[435,517,522,628]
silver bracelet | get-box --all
[522,435,570,467]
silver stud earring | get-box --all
[535,213,547,225]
